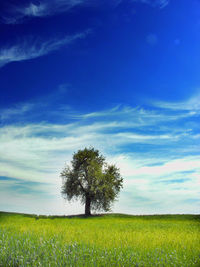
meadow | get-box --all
[0,212,199,266]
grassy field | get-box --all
[0,212,199,266]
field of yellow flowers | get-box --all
[0,212,199,266]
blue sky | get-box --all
[0,0,200,215]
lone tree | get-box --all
[61,147,123,216]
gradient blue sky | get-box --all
[0,0,200,215]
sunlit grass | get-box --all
[0,212,199,266]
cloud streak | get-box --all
[1,0,87,24]
[131,0,170,9]
[1,0,170,24]
[0,93,199,214]
[0,102,199,181]
[151,93,200,112]
[0,30,90,68]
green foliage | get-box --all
[60,147,123,215]
[0,212,200,266]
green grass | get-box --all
[0,212,199,266]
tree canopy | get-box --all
[60,147,123,216]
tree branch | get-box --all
[78,179,86,193]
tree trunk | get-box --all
[85,195,91,216]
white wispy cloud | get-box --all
[131,0,170,9]
[0,94,199,214]
[0,103,34,121]
[0,30,90,68]
[0,109,198,183]
[1,0,169,24]
[0,178,83,215]
[74,104,194,123]
[111,153,200,214]
[2,0,87,24]
[151,92,200,112]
